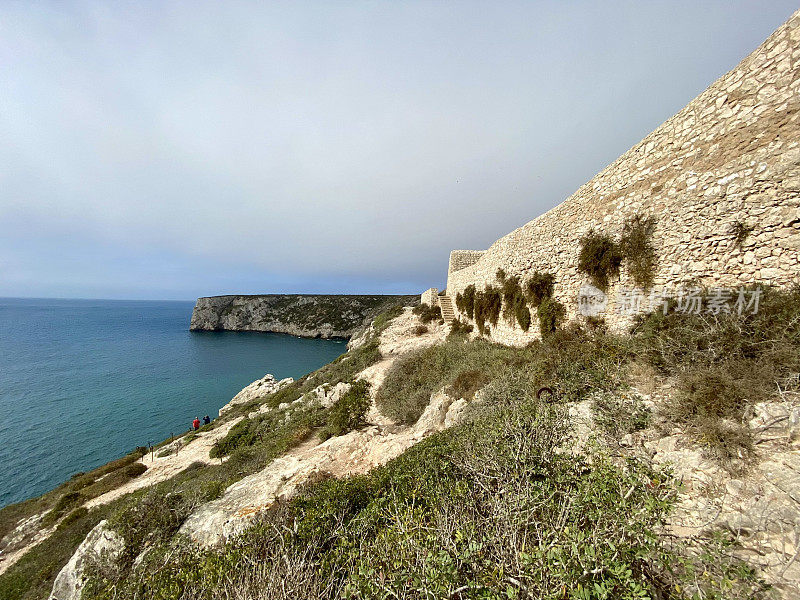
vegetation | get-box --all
[524,270,555,306]
[497,270,531,331]
[537,297,566,337]
[634,284,800,473]
[211,402,325,459]
[371,303,405,332]
[447,318,473,339]
[593,391,651,437]
[412,302,442,324]
[82,377,766,600]
[578,230,623,290]
[320,380,371,440]
[472,285,502,335]
[620,214,658,289]
[731,220,755,248]
[454,284,476,319]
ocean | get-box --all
[0,297,346,508]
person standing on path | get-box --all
[192,417,200,431]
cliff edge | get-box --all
[189,294,418,339]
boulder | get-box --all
[311,382,352,408]
[219,374,294,416]
[49,520,123,600]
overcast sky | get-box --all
[1,1,796,300]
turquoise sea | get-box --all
[0,298,346,508]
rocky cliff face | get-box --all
[189,294,418,339]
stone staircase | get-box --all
[438,295,456,323]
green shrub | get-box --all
[306,338,382,390]
[58,507,89,530]
[524,270,555,306]
[322,380,371,439]
[499,274,531,330]
[375,340,507,424]
[667,368,754,473]
[731,220,754,248]
[42,492,85,526]
[447,318,473,339]
[412,324,428,336]
[211,402,325,459]
[412,302,441,324]
[264,385,302,409]
[446,369,489,400]
[620,214,657,289]
[578,230,623,290]
[537,297,566,336]
[455,284,476,320]
[593,391,651,436]
[123,463,147,478]
[473,285,502,335]
[372,304,404,333]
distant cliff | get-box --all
[189,294,419,338]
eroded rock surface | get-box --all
[219,373,293,416]
[179,386,467,547]
[49,520,122,600]
[190,294,417,338]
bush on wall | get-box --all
[537,297,566,336]
[525,271,555,306]
[473,286,502,335]
[578,230,623,291]
[455,284,476,320]
[620,214,657,289]
[498,272,531,331]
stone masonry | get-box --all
[420,288,439,306]
[448,250,486,278]
[446,9,800,346]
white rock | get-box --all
[311,381,352,408]
[49,520,123,600]
[218,374,294,416]
[444,398,469,428]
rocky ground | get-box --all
[651,393,800,597]
[5,307,799,599]
[179,308,454,546]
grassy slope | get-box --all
[0,303,408,600]
[77,285,798,600]
[4,286,799,599]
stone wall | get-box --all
[420,288,439,306]
[447,250,486,284]
[447,9,800,346]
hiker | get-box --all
[203,415,211,426]
[192,417,200,431]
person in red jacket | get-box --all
[192,417,200,431]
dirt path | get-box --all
[1,308,447,575]
[179,308,453,546]
[85,416,242,509]
[0,416,243,576]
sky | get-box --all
[1,1,797,300]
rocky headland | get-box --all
[189,294,418,338]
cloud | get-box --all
[1,1,796,299]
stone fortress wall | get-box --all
[420,288,439,306]
[448,250,486,276]
[445,9,800,346]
